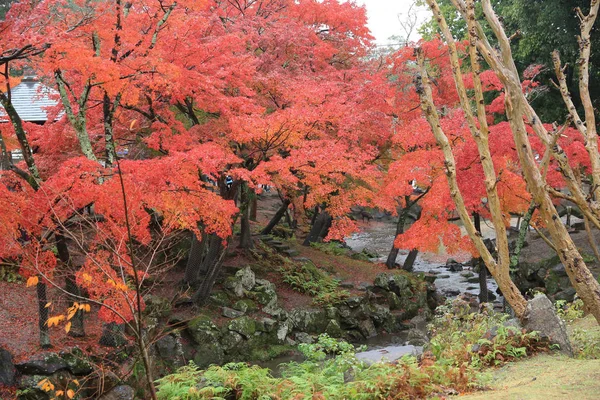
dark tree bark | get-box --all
[184,231,207,284]
[403,249,419,272]
[261,198,291,235]
[192,233,226,304]
[190,177,238,303]
[238,183,254,249]
[474,213,489,303]
[37,282,51,348]
[55,232,85,337]
[386,211,407,269]
[303,209,332,246]
[250,190,258,222]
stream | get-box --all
[259,218,509,374]
[345,220,501,303]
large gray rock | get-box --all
[227,316,256,339]
[59,347,93,375]
[187,315,221,344]
[236,267,256,290]
[223,276,245,298]
[250,281,278,305]
[276,321,290,343]
[356,345,422,365]
[222,307,245,318]
[357,319,377,339]
[98,385,135,400]
[290,309,328,332]
[193,342,225,367]
[522,294,573,356]
[0,348,15,386]
[16,353,68,375]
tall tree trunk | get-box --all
[238,183,254,249]
[250,190,258,222]
[192,233,226,304]
[37,282,51,348]
[303,210,332,246]
[474,213,489,303]
[55,232,85,337]
[184,231,207,284]
[386,209,407,269]
[261,198,291,235]
[403,249,418,272]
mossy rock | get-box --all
[248,345,294,362]
[187,315,221,344]
[386,291,402,310]
[59,348,93,376]
[192,343,225,369]
[220,331,244,353]
[324,319,344,338]
[545,271,561,295]
[233,299,258,313]
[227,316,257,339]
[209,291,230,306]
[289,309,328,333]
[249,281,278,305]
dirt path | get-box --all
[458,354,600,399]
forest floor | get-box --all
[459,354,600,399]
[458,315,600,399]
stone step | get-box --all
[273,244,291,252]
[283,249,300,257]
[259,235,274,242]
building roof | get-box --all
[0,76,60,123]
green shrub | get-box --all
[429,299,546,368]
[156,334,477,399]
[309,241,349,256]
[279,262,349,305]
[156,302,551,399]
[0,263,22,283]
[556,299,585,322]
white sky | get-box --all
[356,0,431,46]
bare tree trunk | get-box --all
[474,0,600,323]
[261,198,291,235]
[415,4,528,316]
[474,213,489,303]
[303,210,332,246]
[239,183,254,249]
[37,282,51,348]
[250,190,258,222]
[403,249,419,272]
[184,231,207,284]
[55,232,85,337]
[193,233,226,304]
[386,211,407,269]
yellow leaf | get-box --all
[26,276,39,287]
[47,315,65,327]
[65,321,72,333]
[45,302,52,308]
[84,304,91,312]
[67,389,75,399]
[38,378,54,392]
[73,379,80,386]
[67,306,77,321]
[55,390,64,396]
[129,119,137,130]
